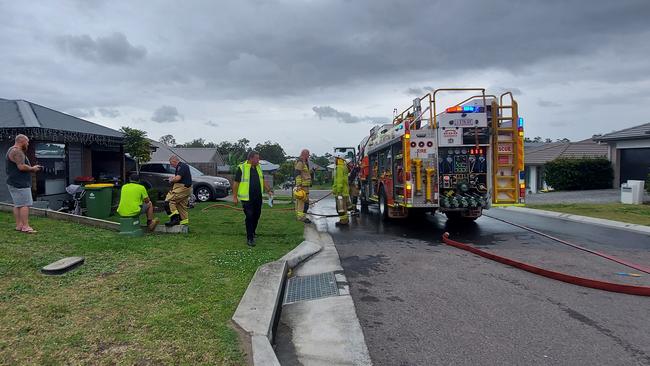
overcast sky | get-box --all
[1,0,649,155]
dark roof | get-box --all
[148,141,224,165]
[525,141,608,165]
[593,122,650,142]
[172,148,224,165]
[0,99,123,138]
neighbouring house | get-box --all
[149,142,225,176]
[524,139,608,193]
[0,98,125,209]
[593,123,650,186]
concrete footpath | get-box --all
[275,225,372,366]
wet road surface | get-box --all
[308,196,650,366]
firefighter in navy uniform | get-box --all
[164,155,192,227]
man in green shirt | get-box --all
[117,177,159,231]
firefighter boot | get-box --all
[165,214,180,227]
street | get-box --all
[308,193,650,366]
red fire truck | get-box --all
[356,88,524,221]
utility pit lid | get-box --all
[41,256,85,275]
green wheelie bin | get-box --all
[84,183,114,219]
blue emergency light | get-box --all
[518,117,524,128]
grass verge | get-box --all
[526,203,650,226]
[0,202,303,365]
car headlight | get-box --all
[214,181,227,186]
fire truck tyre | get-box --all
[379,187,389,221]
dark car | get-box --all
[135,162,231,202]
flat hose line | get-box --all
[484,214,650,275]
[441,233,650,297]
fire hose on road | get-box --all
[441,232,650,297]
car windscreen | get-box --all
[188,165,204,176]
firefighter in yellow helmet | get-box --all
[294,149,312,223]
[332,152,350,226]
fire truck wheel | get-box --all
[378,187,389,221]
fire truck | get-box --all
[356,88,524,221]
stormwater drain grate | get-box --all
[284,272,339,304]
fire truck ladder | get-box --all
[491,92,520,204]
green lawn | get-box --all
[0,202,303,365]
[527,203,650,226]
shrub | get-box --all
[646,173,650,193]
[544,157,613,191]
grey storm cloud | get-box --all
[56,32,146,65]
[181,0,650,96]
[98,108,120,118]
[67,108,95,118]
[538,99,562,108]
[205,120,219,127]
[312,106,388,124]
[406,87,433,96]
[151,105,181,123]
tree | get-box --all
[159,134,176,146]
[181,138,216,148]
[556,138,571,143]
[216,138,250,160]
[120,127,151,171]
[255,140,286,164]
[310,154,330,168]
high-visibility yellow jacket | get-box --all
[332,158,349,196]
[237,161,264,201]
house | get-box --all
[148,141,225,175]
[593,123,650,186]
[524,140,608,193]
[0,98,125,209]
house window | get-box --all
[35,143,67,195]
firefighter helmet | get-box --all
[293,187,306,201]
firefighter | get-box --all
[348,160,360,214]
[164,155,192,227]
[332,152,350,226]
[294,149,312,223]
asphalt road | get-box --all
[308,196,650,366]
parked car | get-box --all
[134,162,231,202]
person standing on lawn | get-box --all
[294,148,312,223]
[233,151,273,247]
[164,155,192,227]
[117,176,159,231]
[5,134,41,233]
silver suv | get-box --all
[135,162,231,202]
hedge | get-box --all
[543,157,613,191]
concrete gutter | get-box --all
[501,206,650,235]
[232,239,322,365]
[276,225,373,366]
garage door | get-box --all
[619,148,650,185]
